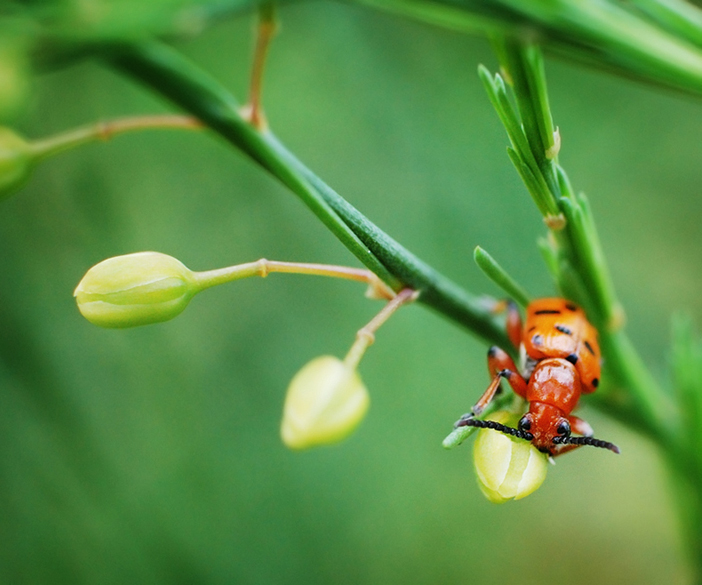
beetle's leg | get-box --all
[454,346,528,427]
[454,375,503,427]
[487,346,528,399]
[491,299,523,350]
[552,443,582,457]
[505,300,523,350]
[568,416,594,437]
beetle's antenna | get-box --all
[456,418,534,441]
[552,435,620,454]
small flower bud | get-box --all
[281,356,369,450]
[74,252,200,328]
[0,127,33,200]
[472,411,548,504]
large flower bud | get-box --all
[281,356,369,449]
[74,252,200,328]
[472,411,548,503]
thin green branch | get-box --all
[478,66,559,217]
[558,195,619,328]
[630,0,702,50]
[105,41,512,348]
[29,114,202,161]
[355,0,702,96]
[671,316,702,457]
[22,0,702,102]
[491,37,562,204]
[473,246,531,308]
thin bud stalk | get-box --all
[194,258,395,299]
[344,288,418,369]
[29,115,202,161]
[242,3,278,130]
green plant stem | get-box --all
[478,66,559,218]
[492,38,560,197]
[593,331,672,443]
[668,318,702,577]
[27,0,702,101]
[344,288,418,369]
[106,41,512,348]
[668,459,702,580]
[631,0,702,50]
[473,246,530,308]
[29,115,202,161]
[354,0,702,96]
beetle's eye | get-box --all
[556,420,571,436]
[518,416,531,432]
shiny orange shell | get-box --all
[522,298,601,394]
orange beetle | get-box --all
[456,298,619,456]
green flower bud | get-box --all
[472,411,548,504]
[74,252,200,328]
[0,127,33,200]
[281,356,369,449]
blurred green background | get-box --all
[2,3,702,584]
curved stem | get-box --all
[344,288,418,369]
[29,115,202,161]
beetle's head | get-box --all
[457,412,619,455]
[517,403,572,455]
[517,404,620,455]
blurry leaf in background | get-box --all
[0,29,31,122]
[0,2,700,584]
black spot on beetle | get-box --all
[555,325,573,335]
[488,346,499,358]
[527,326,537,333]
[535,309,561,315]
[592,378,599,388]
[532,334,544,346]
[584,341,596,356]
[566,353,579,365]
[565,303,577,311]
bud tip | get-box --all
[281,356,369,450]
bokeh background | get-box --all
[1,4,702,584]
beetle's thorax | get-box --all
[524,359,582,453]
[526,358,581,414]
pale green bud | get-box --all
[74,252,200,328]
[0,127,33,200]
[472,411,548,504]
[281,356,369,449]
